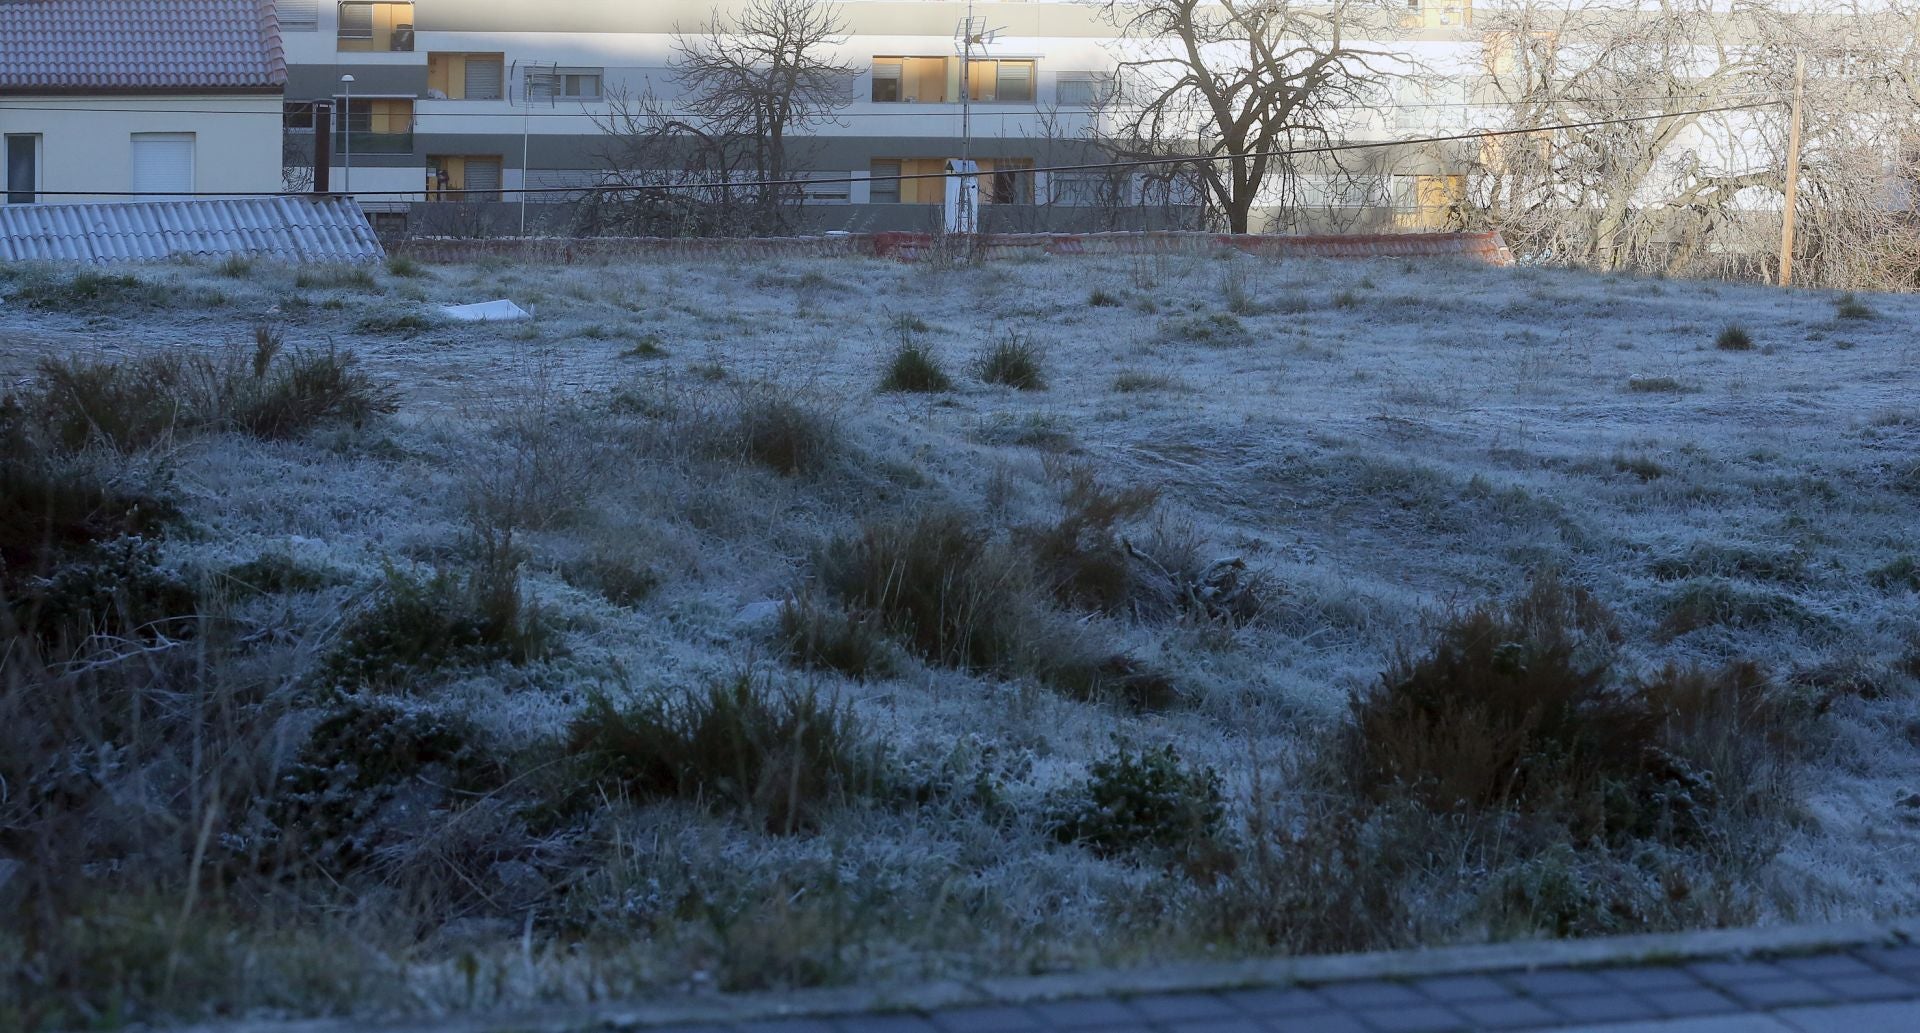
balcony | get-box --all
[334,130,415,155]
[338,2,415,52]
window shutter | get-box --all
[131,133,195,198]
[869,161,901,203]
[873,61,903,81]
[337,3,372,38]
[995,62,1032,102]
[278,0,319,30]
[464,158,502,199]
[466,59,504,101]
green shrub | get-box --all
[1714,324,1754,351]
[232,346,398,439]
[780,599,896,680]
[976,331,1047,390]
[322,561,550,691]
[1161,312,1251,347]
[7,535,198,654]
[879,340,953,393]
[565,677,887,833]
[30,353,195,451]
[1046,742,1225,857]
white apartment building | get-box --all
[278,0,1498,233]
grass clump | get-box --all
[231,345,400,439]
[779,599,896,680]
[1659,578,1810,639]
[6,270,170,312]
[1627,375,1691,394]
[1714,323,1754,351]
[727,383,839,476]
[879,340,953,393]
[1161,312,1251,347]
[1020,464,1160,614]
[817,510,1027,672]
[565,676,887,833]
[976,330,1047,390]
[622,334,668,359]
[295,264,380,291]
[1047,742,1225,858]
[1868,555,1920,593]
[322,558,551,692]
[217,255,255,279]
[1088,288,1124,308]
[1834,293,1874,320]
[1112,370,1179,393]
[386,254,426,278]
[219,551,342,596]
[355,310,438,335]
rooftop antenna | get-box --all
[954,3,1000,242]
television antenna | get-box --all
[953,2,1002,236]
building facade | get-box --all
[0,0,288,205]
[278,0,1501,233]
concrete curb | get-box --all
[177,920,1916,1033]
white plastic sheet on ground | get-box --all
[439,299,531,322]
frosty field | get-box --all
[2,251,1917,1027]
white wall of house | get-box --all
[0,95,283,203]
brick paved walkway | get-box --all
[691,945,1920,1033]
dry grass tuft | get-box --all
[976,330,1048,390]
[879,340,953,393]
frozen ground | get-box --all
[2,251,1917,1019]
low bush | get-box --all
[219,552,341,596]
[296,265,380,291]
[1020,464,1161,613]
[1161,312,1251,347]
[976,331,1047,390]
[622,334,668,358]
[780,599,896,680]
[355,311,437,335]
[30,353,195,451]
[817,510,1028,672]
[7,534,198,654]
[1112,370,1179,394]
[565,676,887,833]
[729,383,839,476]
[321,559,551,692]
[1658,578,1809,638]
[879,340,953,393]
[6,270,170,312]
[266,697,504,876]
[232,346,400,439]
[1834,293,1874,320]
[386,255,426,278]
[1714,324,1754,351]
[1626,376,1691,394]
[1046,742,1225,858]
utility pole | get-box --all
[1777,52,1805,288]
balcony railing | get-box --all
[333,130,415,155]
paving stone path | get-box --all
[688,945,1920,1033]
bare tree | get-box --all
[1468,1,1777,275]
[589,0,854,236]
[1089,0,1399,234]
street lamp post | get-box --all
[339,74,356,194]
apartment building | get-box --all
[274,0,1518,232]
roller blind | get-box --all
[465,58,504,101]
[131,133,195,198]
[278,0,318,30]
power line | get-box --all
[18,100,1782,200]
[0,92,1789,120]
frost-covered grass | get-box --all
[2,252,1918,1028]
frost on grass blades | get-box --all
[0,255,1915,1029]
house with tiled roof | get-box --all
[0,0,287,204]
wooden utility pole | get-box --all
[1778,52,1806,288]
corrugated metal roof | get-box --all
[0,0,286,92]
[0,197,385,265]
